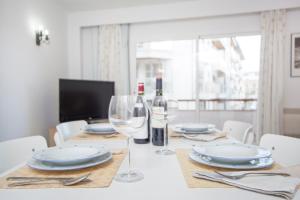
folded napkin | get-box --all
[193,170,300,199]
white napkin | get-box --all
[193,170,300,199]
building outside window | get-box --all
[136,35,261,111]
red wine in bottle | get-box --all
[151,77,168,146]
[134,83,150,144]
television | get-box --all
[59,79,115,123]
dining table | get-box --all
[0,135,299,200]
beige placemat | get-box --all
[175,149,281,188]
[0,150,127,189]
[70,132,127,141]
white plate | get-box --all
[177,123,215,132]
[28,152,112,171]
[33,146,107,165]
[193,143,271,164]
[85,130,116,135]
[189,151,273,169]
[85,123,115,133]
[172,127,215,134]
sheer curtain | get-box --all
[81,26,99,80]
[81,24,130,95]
[257,9,286,141]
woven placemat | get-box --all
[70,133,127,141]
[0,149,127,189]
[175,149,281,188]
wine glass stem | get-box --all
[127,136,132,175]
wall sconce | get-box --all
[36,26,50,46]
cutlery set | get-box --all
[192,170,298,199]
[7,173,91,187]
[213,170,290,179]
[193,170,290,180]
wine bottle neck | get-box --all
[138,82,144,96]
[156,78,163,96]
[156,89,163,96]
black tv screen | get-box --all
[59,79,115,122]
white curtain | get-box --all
[81,24,130,95]
[257,9,286,141]
[81,26,99,79]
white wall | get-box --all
[283,9,300,137]
[0,0,67,142]
[285,9,300,108]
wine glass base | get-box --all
[114,170,144,183]
[155,148,175,155]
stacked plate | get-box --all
[85,123,116,135]
[189,143,273,169]
[172,123,215,134]
[28,144,112,171]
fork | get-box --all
[7,173,91,187]
[214,171,290,179]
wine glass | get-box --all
[109,95,148,183]
[155,98,178,155]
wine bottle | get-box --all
[151,77,168,146]
[133,83,150,144]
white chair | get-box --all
[0,136,47,174]
[55,120,87,145]
[223,120,254,144]
[53,132,63,146]
[260,134,300,167]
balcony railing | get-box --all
[177,98,257,111]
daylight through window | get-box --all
[136,35,261,111]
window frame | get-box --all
[132,32,261,113]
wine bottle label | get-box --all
[131,116,147,138]
[151,106,166,128]
[135,102,144,108]
[133,125,148,139]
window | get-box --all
[136,35,261,111]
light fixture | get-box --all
[36,25,50,46]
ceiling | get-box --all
[59,0,197,11]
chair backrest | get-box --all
[56,120,87,142]
[53,132,62,146]
[223,120,253,143]
[260,134,300,167]
[0,136,47,174]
